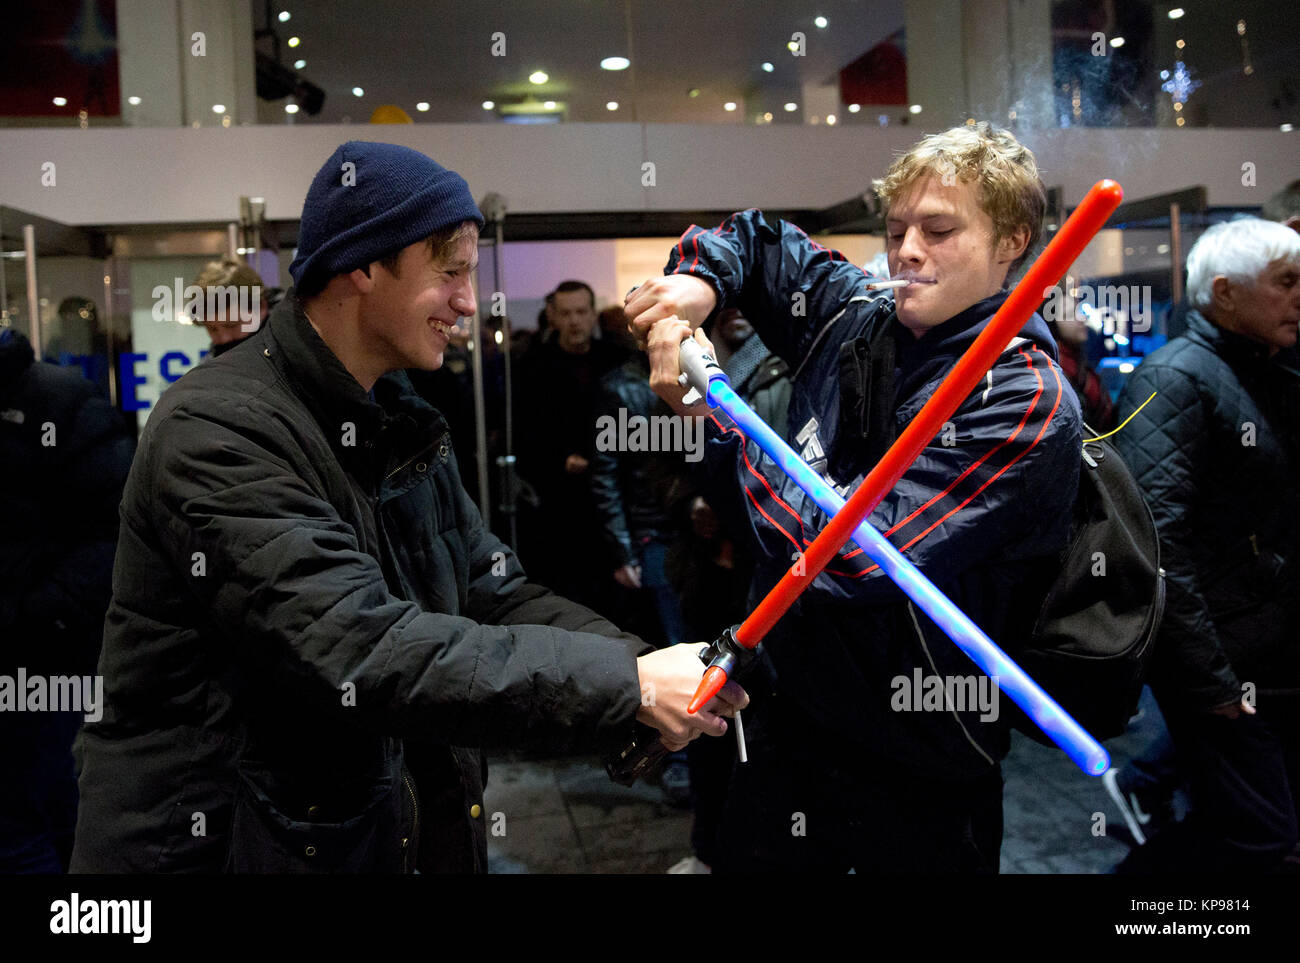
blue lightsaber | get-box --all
[683,341,1109,776]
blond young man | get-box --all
[625,122,1083,872]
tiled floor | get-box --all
[484,692,1172,874]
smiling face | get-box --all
[886,174,1030,337]
[357,230,479,372]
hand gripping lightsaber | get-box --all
[605,180,1122,785]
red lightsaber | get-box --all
[687,179,1124,713]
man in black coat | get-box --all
[0,328,134,872]
[1115,217,1300,872]
[69,141,744,874]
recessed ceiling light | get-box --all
[278,11,290,22]
[826,114,836,125]
[416,102,429,111]
[848,103,861,113]
[529,71,549,85]
[600,57,630,71]
[787,40,799,52]
[1176,38,1185,49]
[52,96,67,106]
[606,101,618,111]
[287,36,300,47]
[294,59,306,69]
[761,62,774,73]
[909,103,923,114]
[1110,36,1125,48]
[815,16,828,28]
[284,103,299,114]
[127,95,141,105]
[481,100,494,110]
[723,101,737,111]
[212,103,226,113]
[762,111,773,122]
[1168,8,1184,19]
[544,100,557,110]
[1282,123,1295,132]
[784,102,797,112]
[352,87,363,97]
[688,88,701,98]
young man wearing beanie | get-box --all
[626,123,1081,872]
[71,141,744,873]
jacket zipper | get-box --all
[385,442,438,483]
[401,770,419,873]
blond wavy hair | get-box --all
[873,122,1046,275]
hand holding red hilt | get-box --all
[605,626,748,786]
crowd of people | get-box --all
[1,130,1296,875]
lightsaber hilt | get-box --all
[605,625,747,786]
[677,336,728,408]
[688,625,749,714]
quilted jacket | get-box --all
[1114,309,1300,712]
[71,295,651,873]
[666,210,1083,778]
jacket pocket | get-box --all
[225,762,402,874]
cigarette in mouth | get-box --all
[866,278,910,290]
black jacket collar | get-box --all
[1185,308,1282,371]
[261,292,442,472]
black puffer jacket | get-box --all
[70,296,650,874]
[1115,310,1300,713]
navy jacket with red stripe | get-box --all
[667,210,1082,777]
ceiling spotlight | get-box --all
[1282,123,1295,132]
[212,103,226,113]
[600,56,630,71]
[1176,38,1185,49]
[606,101,618,111]
[294,59,306,69]
[284,103,299,114]
[761,62,774,73]
[826,114,836,125]
[543,100,556,109]
[128,95,141,105]
[481,100,494,110]
[352,87,363,97]
[287,36,300,47]
[784,102,797,112]
[762,111,773,122]
[689,88,701,98]
[529,71,548,85]
[787,40,799,52]
[909,103,923,114]
[848,103,861,113]
[814,15,828,28]
[52,96,67,106]
[1110,36,1125,48]
[278,11,290,22]
[724,101,737,111]
[1168,8,1184,19]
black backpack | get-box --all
[1011,429,1166,744]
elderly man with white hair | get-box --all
[1114,217,1300,873]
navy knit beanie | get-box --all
[290,141,483,294]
